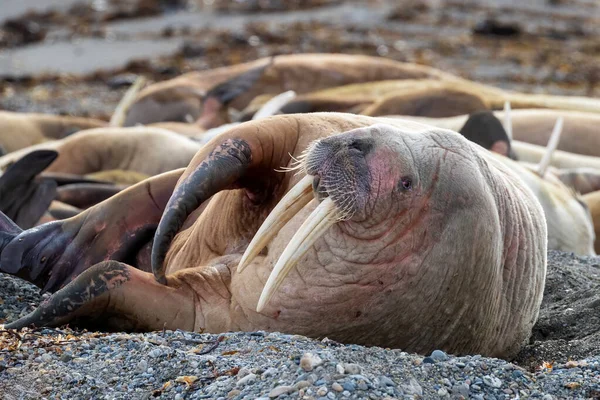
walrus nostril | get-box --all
[347,137,374,155]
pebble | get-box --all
[317,386,328,396]
[431,350,449,362]
[236,373,256,387]
[483,375,503,388]
[300,352,323,371]
[269,385,293,398]
[332,382,343,392]
[343,363,361,374]
[41,354,52,363]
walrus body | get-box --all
[0,126,201,177]
[1,114,546,358]
[123,54,459,126]
[582,190,600,254]
[395,110,600,158]
[0,111,106,153]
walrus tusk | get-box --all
[238,175,313,272]
[252,90,297,120]
[110,76,147,127]
[256,197,340,313]
[537,117,564,178]
[502,101,512,141]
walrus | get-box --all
[582,190,600,254]
[0,113,546,358]
[0,150,59,229]
[554,168,600,195]
[123,53,460,126]
[246,79,600,121]
[0,126,202,177]
[0,111,106,153]
[394,109,600,158]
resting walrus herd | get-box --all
[1,53,600,359]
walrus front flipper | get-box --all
[5,260,195,332]
[0,150,59,228]
[55,183,129,209]
[0,169,183,293]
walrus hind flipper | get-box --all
[5,261,194,332]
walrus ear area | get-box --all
[0,150,59,228]
[459,111,514,159]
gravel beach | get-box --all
[1,251,599,399]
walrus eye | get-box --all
[400,177,412,191]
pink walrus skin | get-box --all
[0,113,546,359]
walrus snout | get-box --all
[304,134,373,217]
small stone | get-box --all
[317,386,328,396]
[262,367,278,378]
[542,395,553,400]
[452,383,470,397]
[174,394,183,400]
[236,373,256,387]
[342,381,356,392]
[148,349,162,358]
[336,363,345,374]
[227,389,241,398]
[137,360,148,373]
[332,382,343,392]
[357,380,368,390]
[237,367,252,379]
[300,353,323,372]
[343,363,361,374]
[401,378,423,396]
[422,357,435,364]
[269,385,293,398]
[342,391,351,397]
[294,381,311,391]
[41,354,52,363]
[437,387,449,396]
[59,354,73,363]
[431,350,448,362]
[378,376,395,387]
[482,375,502,388]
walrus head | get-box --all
[459,110,517,160]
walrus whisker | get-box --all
[537,117,564,178]
[256,197,340,312]
[238,175,314,272]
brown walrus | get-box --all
[396,109,600,158]
[0,126,201,177]
[0,111,106,153]
[123,53,459,126]
[0,113,546,358]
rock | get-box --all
[136,359,147,373]
[317,386,328,396]
[269,385,293,398]
[227,389,241,398]
[294,380,311,391]
[236,373,256,387]
[343,363,361,374]
[483,375,503,388]
[431,350,449,362]
[452,383,470,397]
[342,381,356,392]
[237,367,252,379]
[336,363,345,374]
[332,382,343,392]
[378,376,395,387]
[40,354,52,363]
[300,353,323,371]
[401,378,423,396]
